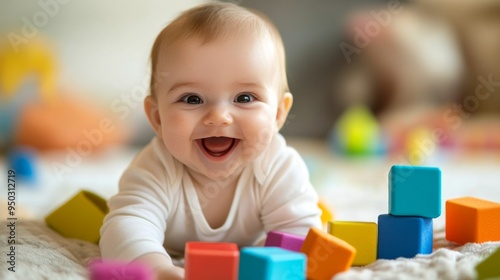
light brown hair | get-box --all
[149,2,289,98]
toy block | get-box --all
[476,246,500,280]
[185,242,239,280]
[446,197,500,244]
[300,227,356,280]
[264,231,305,252]
[45,190,109,244]
[389,165,441,218]
[327,221,377,266]
[318,199,334,227]
[377,214,433,260]
[89,260,152,280]
[7,147,37,184]
[239,247,306,280]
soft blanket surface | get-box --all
[1,221,100,280]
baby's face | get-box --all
[146,34,288,181]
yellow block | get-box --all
[327,221,378,266]
[45,190,108,244]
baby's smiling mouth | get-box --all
[198,137,237,157]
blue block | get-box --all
[377,214,433,260]
[8,148,38,184]
[239,247,306,280]
[389,165,441,218]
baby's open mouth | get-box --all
[199,137,237,157]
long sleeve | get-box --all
[99,138,182,262]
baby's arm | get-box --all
[100,139,185,278]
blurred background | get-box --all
[1,0,500,222]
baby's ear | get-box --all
[144,95,162,136]
[276,92,293,131]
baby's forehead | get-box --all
[155,31,278,67]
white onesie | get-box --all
[100,133,322,262]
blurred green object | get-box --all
[476,246,500,280]
[330,105,384,156]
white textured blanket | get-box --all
[0,220,498,280]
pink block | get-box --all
[264,231,306,252]
[89,260,152,280]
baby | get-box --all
[100,2,322,279]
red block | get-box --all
[185,242,239,280]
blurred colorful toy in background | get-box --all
[329,105,386,157]
[0,37,126,152]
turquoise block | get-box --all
[389,165,441,218]
[377,214,433,260]
[239,247,306,280]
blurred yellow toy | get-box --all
[318,198,334,227]
[0,37,126,151]
[0,38,56,101]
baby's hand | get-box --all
[155,265,185,280]
[134,253,184,280]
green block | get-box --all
[476,246,500,280]
[45,190,108,244]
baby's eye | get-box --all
[234,93,255,103]
[181,94,203,104]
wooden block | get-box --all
[89,260,152,280]
[185,242,239,280]
[300,227,356,280]
[389,165,441,218]
[476,246,500,280]
[327,221,377,266]
[239,247,306,280]
[446,197,500,244]
[45,190,108,244]
[264,231,305,252]
[377,214,433,260]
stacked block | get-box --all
[446,197,500,244]
[327,221,377,266]
[45,190,109,244]
[300,227,356,279]
[377,165,441,260]
[89,260,152,280]
[377,214,433,259]
[239,247,306,280]
[264,231,305,252]
[185,242,239,280]
[389,165,441,218]
[475,246,500,280]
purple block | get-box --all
[89,260,152,280]
[264,231,305,252]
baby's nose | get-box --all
[203,105,233,126]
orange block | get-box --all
[184,242,239,280]
[446,197,500,244]
[300,227,356,280]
